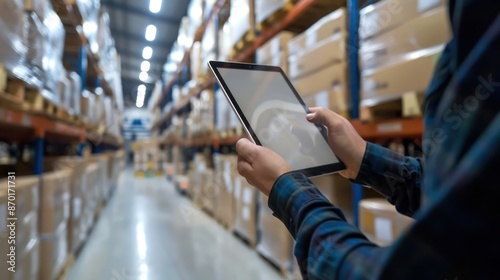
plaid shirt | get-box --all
[268,1,500,279]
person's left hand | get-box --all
[236,138,292,196]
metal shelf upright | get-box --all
[347,0,364,227]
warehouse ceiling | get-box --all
[102,0,190,108]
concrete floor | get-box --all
[67,170,284,280]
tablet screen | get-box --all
[216,66,341,173]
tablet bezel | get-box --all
[208,60,346,177]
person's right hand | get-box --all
[306,107,367,180]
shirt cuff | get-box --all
[353,141,406,185]
[268,172,333,232]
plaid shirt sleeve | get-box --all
[268,1,500,279]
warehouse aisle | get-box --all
[66,170,284,280]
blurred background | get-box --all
[0,0,448,279]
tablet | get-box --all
[209,61,345,177]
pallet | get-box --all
[360,92,424,122]
[257,1,296,31]
[56,254,75,280]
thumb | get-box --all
[306,107,342,130]
[235,138,258,162]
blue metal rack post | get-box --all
[33,136,44,175]
[348,0,364,227]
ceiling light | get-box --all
[136,101,144,108]
[138,84,146,92]
[140,61,150,72]
[142,47,153,60]
[149,0,162,13]
[138,91,146,98]
[145,25,157,41]
[139,72,149,82]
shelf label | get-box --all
[377,123,403,133]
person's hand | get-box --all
[236,138,292,196]
[306,107,367,180]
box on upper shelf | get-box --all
[360,6,450,71]
[287,7,347,57]
[361,45,443,104]
[292,62,349,117]
[289,34,347,80]
[359,0,446,40]
[256,31,294,63]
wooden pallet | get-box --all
[56,254,75,280]
[360,92,424,122]
[257,1,297,31]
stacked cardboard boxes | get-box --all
[228,0,255,51]
[132,140,163,177]
[289,8,350,117]
[256,31,294,74]
[0,176,40,280]
[256,193,294,273]
[359,198,415,246]
[233,175,258,247]
[39,168,71,280]
[359,0,451,119]
[255,0,296,27]
[214,154,238,230]
[311,174,353,222]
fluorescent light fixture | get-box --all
[145,25,157,41]
[138,92,146,98]
[149,0,162,13]
[136,101,144,108]
[138,84,146,92]
[139,71,149,82]
[140,61,150,72]
[142,47,153,60]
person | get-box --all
[235,0,500,279]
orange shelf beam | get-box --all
[234,0,319,62]
[0,107,85,140]
[351,118,424,140]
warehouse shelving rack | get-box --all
[152,0,425,226]
[0,1,123,176]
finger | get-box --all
[237,156,253,177]
[236,138,258,162]
[306,107,342,130]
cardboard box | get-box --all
[360,0,446,40]
[360,6,450,71]
[50,157,87,254]
[256,31,294,63]
[233,176,258,246]
[39,223,68,280]
[260,51,289,74]
[311,174,353,223]
[229,0,255,46]
[359,198,414,246]
[289,34,346,80]
[292,62,349,117]
[200,169,217,215]
[256,193,294,272]
[83,162,99,231]
[217,155,237,230]
[361,45,443,104]
[305,7,347,48]
[255,0,291,24]
[0,238,39,280]
[40,169,71,235]
[288,32,306,57]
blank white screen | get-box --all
[218,68,340,171]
